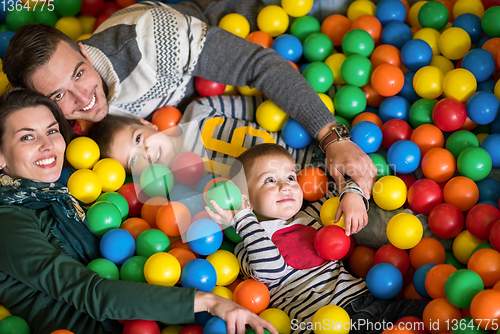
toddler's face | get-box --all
[246,155,303,221]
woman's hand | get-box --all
[205,195,252,227]
[194,291,278,334]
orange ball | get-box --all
[467,248,500,287]
[156,201,192,237]
[351,15,382,45]
[297,167,329,201]
[403,282,426,300]
[116,0,136,8]
[422,298,461,334]
[437,0,454,22]
[410,124,445,157]
[421,148,456,183]
[482,37,500,70]
[168,247,197,270]
[170,238,197,255]
[351,111,384,129]
[460,116,478,131]
[370,64,405,97]
[370,44,401,69]
[443,176,479,211]
[151,106,182,133]
[469,289,500,330]
[348,245,376,278]
[120,217,151,241]
[233,279,270,314]
[246,31,274,48]
[409,238,446,270]
[424,264,457,299]
[493,280,500,291]
[361,82,386,107]
[141,197,169,229]
[321,14,351,46]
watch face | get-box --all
[336,125,350,138]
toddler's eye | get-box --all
[287,175,296,182]
[264,177,275,183]
[135,134,142,145]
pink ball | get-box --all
[466,203,500,241]
[381,119,412,150]
[432,98,467,132]
[195,77,226,97]
[122,320,160,334]
[314,225,351,261]
[407,179,443,215]
[428,203,464,239]
[171,152,205,186]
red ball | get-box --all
[297,167,329,201]
[171,152,205,186]
[100,1,122,16]
[428,203,464,239]
[373,244,410,275]
[314,225,351,261]
[151,106,182,132]
[179,325,204,334]
[407,179,443,215]
[80,0,104,16]
[94,14,111,31]
[491,220,500,251]
[466,203,500,241]
[122,320,160,334]
[194,77,226,97]
[381,119,412,150]
[432,98,467,132]
[117,182,146,218]
[341,235,356,260]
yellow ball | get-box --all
[453,0,484,19]
[443,68,477,102]
[312,305,350,334]
[320,197,345,228]
[318,93,335,114]
[347,0,376,22]
[325,53,346,85]
[476,133,489,145]
[256,100,289,132]
[257,5,289,37]
[386,213,423,249]
[281,0,314,17]
[413,27,441,56]
[259,308,292,334]
[79,16,96,35]
[0,305,12,322]
[223,85,239,95]
[161,325,184,334]
[452,230,487,264]
[372,175,407,211]
[218,13,250,38]
[211,286,233,300]
[92,158,126,192]
[438,27,471,60]
[408,1,427,28]
[494,78,500,101]
[77,33,93,42]
[237,85,263,96]
[67,169,103,204]
[66,136,100,170]
[206,250,240,286]
[413,66,444,99]
[144,252,181,286]
[0,72,10,94]
[55,17,83,41]
[429,55,455,75]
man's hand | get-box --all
[335,192,368,236]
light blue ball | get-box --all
[187,218,223,256]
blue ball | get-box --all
[195,175,216,194]
[203,316,228,334]
[400,39,433,72]
[281,118,314,149]
[481,133,500,168]
[196,311,212,327]
[398,72,420,104]
[478,200,499,208]
[272,34,303,64]
[378,96,411,123]
[99,229,136,265]
[178,192,206,217]
[168,184,193,201]
[187,218,223,256]
[299,63,311,74]
[413,263,437,299]
[375,0,407,26]
[477,79,496,93]
[452,13,483,43]
[350,121,383,154]
[462,49,496,83]
[387,140,421,174]
[491,115,500,133]
[476,35,490,49]
[181,258,217,292]
[365,263,403,299]
[381,21,413,50]
[466,91,499,125]
[0,30,15,58]
[476,177,500,204]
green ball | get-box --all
[369,153,391,180]
[334,115,351,131]
[54,0,82,16]
[445,251,466,270]
[341,54,373,87]
[246,330,271,334]
[136,229,170,258]
[303,32,334,62]
[87,258,120,280]
[218,240,236,253]
[450,317,489,334]
[302,61,334,93]
[120,255,148,283]
[97,192,129,222]
[140,164,174,198]
[418,1,449,31]
[333,85,367,118]
[341,29,375,57]
[6,7,35,31]
[471,243,494,256]
[206,181,242,212]
[87,201,122,236]
[457,146,492,182]
[224,226,243,243]
[290,15,320,43]
[34,5,58,26]
[445,130,479,160]
[0,316,31,334]
[0,24,7,33]
[409,99,436,128]
[445,269,484,308]
[481,6,500,38]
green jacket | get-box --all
[0,205,196,333]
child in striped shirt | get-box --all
[206,143,429,334]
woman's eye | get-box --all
[135,134,142,145]
[21,134,34,141]
[47,129,59,135]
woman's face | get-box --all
[0,106,66,183]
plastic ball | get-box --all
[87,201,122,236]
[409,99,436,128]
[438,27,471,60]
[302,61,334,93]
[320,14,351,47]
[233,279,270,314]
[481,5,500,37]
[366,263,403,299]
[257,5,289,37]
[320,197,345,227]
[421,148,456,183]
[409,237,446,270]
[341,54,373,87]
[407,178,443,215]
[151,106,182,132]
[378,96,410,123]
[206,250,239,286]
[0,305,11,322]
[411,124,445,158]
[369,153,391,180]
[120,256,148,283]
[352,112,383,129]
[171,151,204,186]
[144,252,181,286]
[424,264,457,299]
[303,32,334,62]
[468,248,500,287]
[477,177,500,204]
[206,181,242,212]
[372,176,407,211]
[347,0,376,21]
[87,258,119,280]
[454,230,487,264]
[466,91,499,126]
[387,140,421,174]
[272,34,302,64]
[350,121,382,154]
[428,203,464,239]
[444,176,479,212]
[401,39,433,72]
[66,136,100,169]
[255,100,289,132]
[97,192,129,222]
[341,28,375,57]
[67,169,102,204]
[312,305,350,334]
[180,258,217,292]
[370,44,401,69]
[259,309,291,334]
[462,49,495,84]
[418,1,449,30]
[194,77,225,97]
[491,220,500,251]
[413,262,437,299]
[398,72,420,104]
[381,21,413,50]
[375,0,406,26]
[246,31,274,48]
[466,203,500,240]
[469,290,500,330]
[349,245,377,278]
[186,218,222,256]
[100,228,135,265]
[333,85,367,118]
[80,0,104,16]
[0,316,31,334]
[54,0,81,16]
[203,316,227,334]
[140,164,174,198]
[297,167,329,201]
[445,130,479,160]
[218,13,249,38]
[413,66,444,99]
[92,158,126,193]
[408,1,426,28]
[430,55,454,75]
[117,182,144,218]
[318,93,335,113]
[136,229,170,258]
[481,133,500,168]
[54,17,83,40]
[314,225,351,261]
[445,269,484,308]
[482,37,500,71]
[122,320,159,334]
[281,118,313,149]
[387,213,424,249]
[281,0,313,17]
[351,14,382,45]
[34,5,58,27]
[168,247,196,271]
[290,15,320,43]
[156,201,192,237]
[443,68,477,102]
[457,146,492,182]
[432,98,467,132]
[371,64,405,97]
[6,6,35,31]
[414,27,441,56]
[422,298,461,334]
[373,244,410,275]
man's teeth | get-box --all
[35,157,55,166]
[81,94,96,111]
[155,147,161,163]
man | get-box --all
[3,0,377,198]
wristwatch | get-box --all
[319,124,350,152]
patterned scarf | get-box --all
[0,174,101,264]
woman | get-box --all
[0,89,277,334]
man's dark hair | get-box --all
[3,23,83,90]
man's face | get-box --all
[30,41,109,122]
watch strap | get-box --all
[319,125,350,153]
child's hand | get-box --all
[335,192,368,236]
[205,195,252,226]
